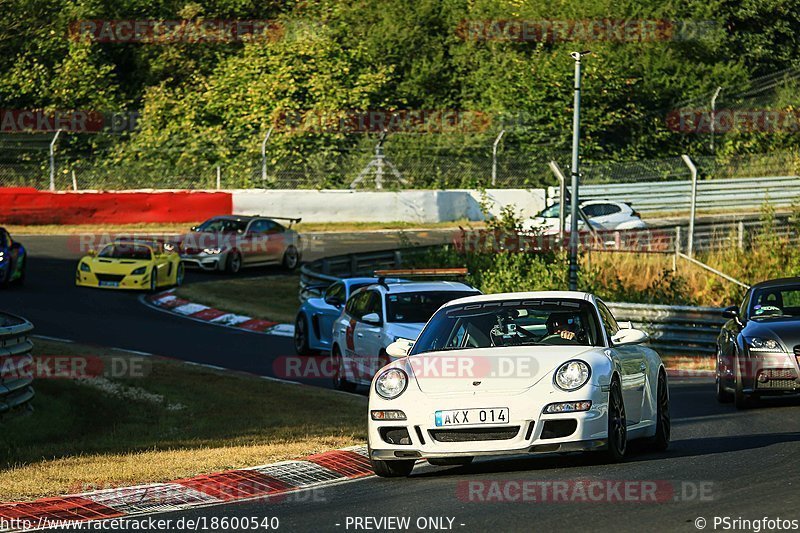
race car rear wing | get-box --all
[259,216,302,227]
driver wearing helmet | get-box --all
[546,312,581,341]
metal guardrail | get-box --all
[299,247,726,357]
[548,176,800,213]
[0,311,35,416]
[607,303,724,357]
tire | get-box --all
[427,457,474,467]
[603,377,627,462]
[331,345,355,392]
[650,370,670,451]
[0,264,10,288]
[294,313,312,356]
[225,251,242,274]
[734,355,757,410]
[174,262,185,287]
[282,246,299,270]
[716,375,734,403]
[715,348,734,403]
[371,457,415,478]
[14,257,25,286]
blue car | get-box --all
[295,277,389,355]
[0,228,26,287]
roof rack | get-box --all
[374,268,469,290]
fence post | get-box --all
[673,226,681,271]
[216,166,221,190]
[681,155,698,257]
[491,130,505,186]
[738,221,744,250]
[49,129,63,191]
[71,169,77,191]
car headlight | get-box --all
[554,360,591,391]
[130,266,147,276]
[203,247,222,255]
[79,261,91,272]
[746,337,783,352]
[375,368,408,400]
[0,251,5,262]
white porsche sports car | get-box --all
[367,291,670,477]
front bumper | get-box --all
[368,385,610,460]
[180,253,224,271]
[737,351,800,395]
[75,271,152,290]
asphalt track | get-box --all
[1,230,452,385]
[146,379,800,533]
[7,230,800,532]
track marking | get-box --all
[32,334,74,343]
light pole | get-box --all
[710,86,721,154]
[568,51,590,291]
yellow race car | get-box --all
[75,240,184,291]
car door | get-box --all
[597,300,646,424]
[336,290,370,381]
[243,219,269,265]
[351,290,386,384]
[261,220,287,263]
[151,245,171,285]
[316,281,346,349]
[583,203,621,229]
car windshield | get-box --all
[386,291,479,324]
[749,284,800,319]
[410,298,603,354]
[538,203,561,218]
[195,218,248,233]
[98,244,152,260]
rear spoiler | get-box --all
[258,216,302,227]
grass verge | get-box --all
[0,339,366,502]
[174,274,300,324]
[7,220,478,235]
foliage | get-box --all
[1,0,799,187]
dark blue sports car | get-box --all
[0,228,25,287]
[294,277,392,355]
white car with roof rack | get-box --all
[367,290,670,477]
[329,269,481,392]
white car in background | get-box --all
[523,200,646,234]
[367,291,670,477]
[330,279,480,391]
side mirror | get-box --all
[361,312,381,325]
[611,328,648,346]
[87,249,97,257]
[722,305,739,319]
[190,226,198,232]
[386,338,414,359]
[324,296,342,307]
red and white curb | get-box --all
[143,290,294,337]
[0,445,372,532]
